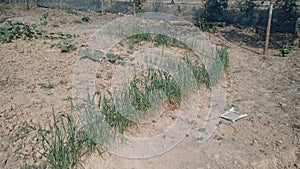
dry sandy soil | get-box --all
[0,6,299,169]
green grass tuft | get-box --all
[81,16,90,23]
[186,47,229,87]
[66,8,78,15]
[36,110,101,169]
[128,68,181,111]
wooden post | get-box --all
[205,0,208,22]
[101,0,104,15]
[133,0,136,15]
[263,0,274,55]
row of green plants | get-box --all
[83,36,229,133]
[41,11,90,26]
[128,33,189,48]
[127,33,228,87]
[0,20,77,53]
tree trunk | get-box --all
[263,0,274,55]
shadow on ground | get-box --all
[219,26,295,50]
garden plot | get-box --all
[0,6,299,169]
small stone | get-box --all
[259,149,266,155]
[278,102,287,108]
[25,146,33,152]
[115,59,120,65]
[235,97,242,101]
[0,153,9,168]
[276,140,283,146]
[227,89,233,93]
[1,158,8,168]
[37,154,43,159]
[170,114,177,120]
[118,13,124,16]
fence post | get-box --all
[133,0,136,15]
[263,0,274,55]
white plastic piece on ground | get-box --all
[220,107,247,122]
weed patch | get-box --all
[66,8,78,15]
[81,16,90,23]
[194,18,217,33]
[18,110,103,169]
[59,40,77,53]
[0,21,36,42]
[280,44,293,57]
[0,21,77,53]
[40,12,50,26]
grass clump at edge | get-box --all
[19,100,104,169]
[37,111,102,169]
[186,47,229,87]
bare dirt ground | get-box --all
[0,6,299,169]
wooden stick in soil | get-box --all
[263,0,274,55]
[133,0,136,16]
[102,0,104,15]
